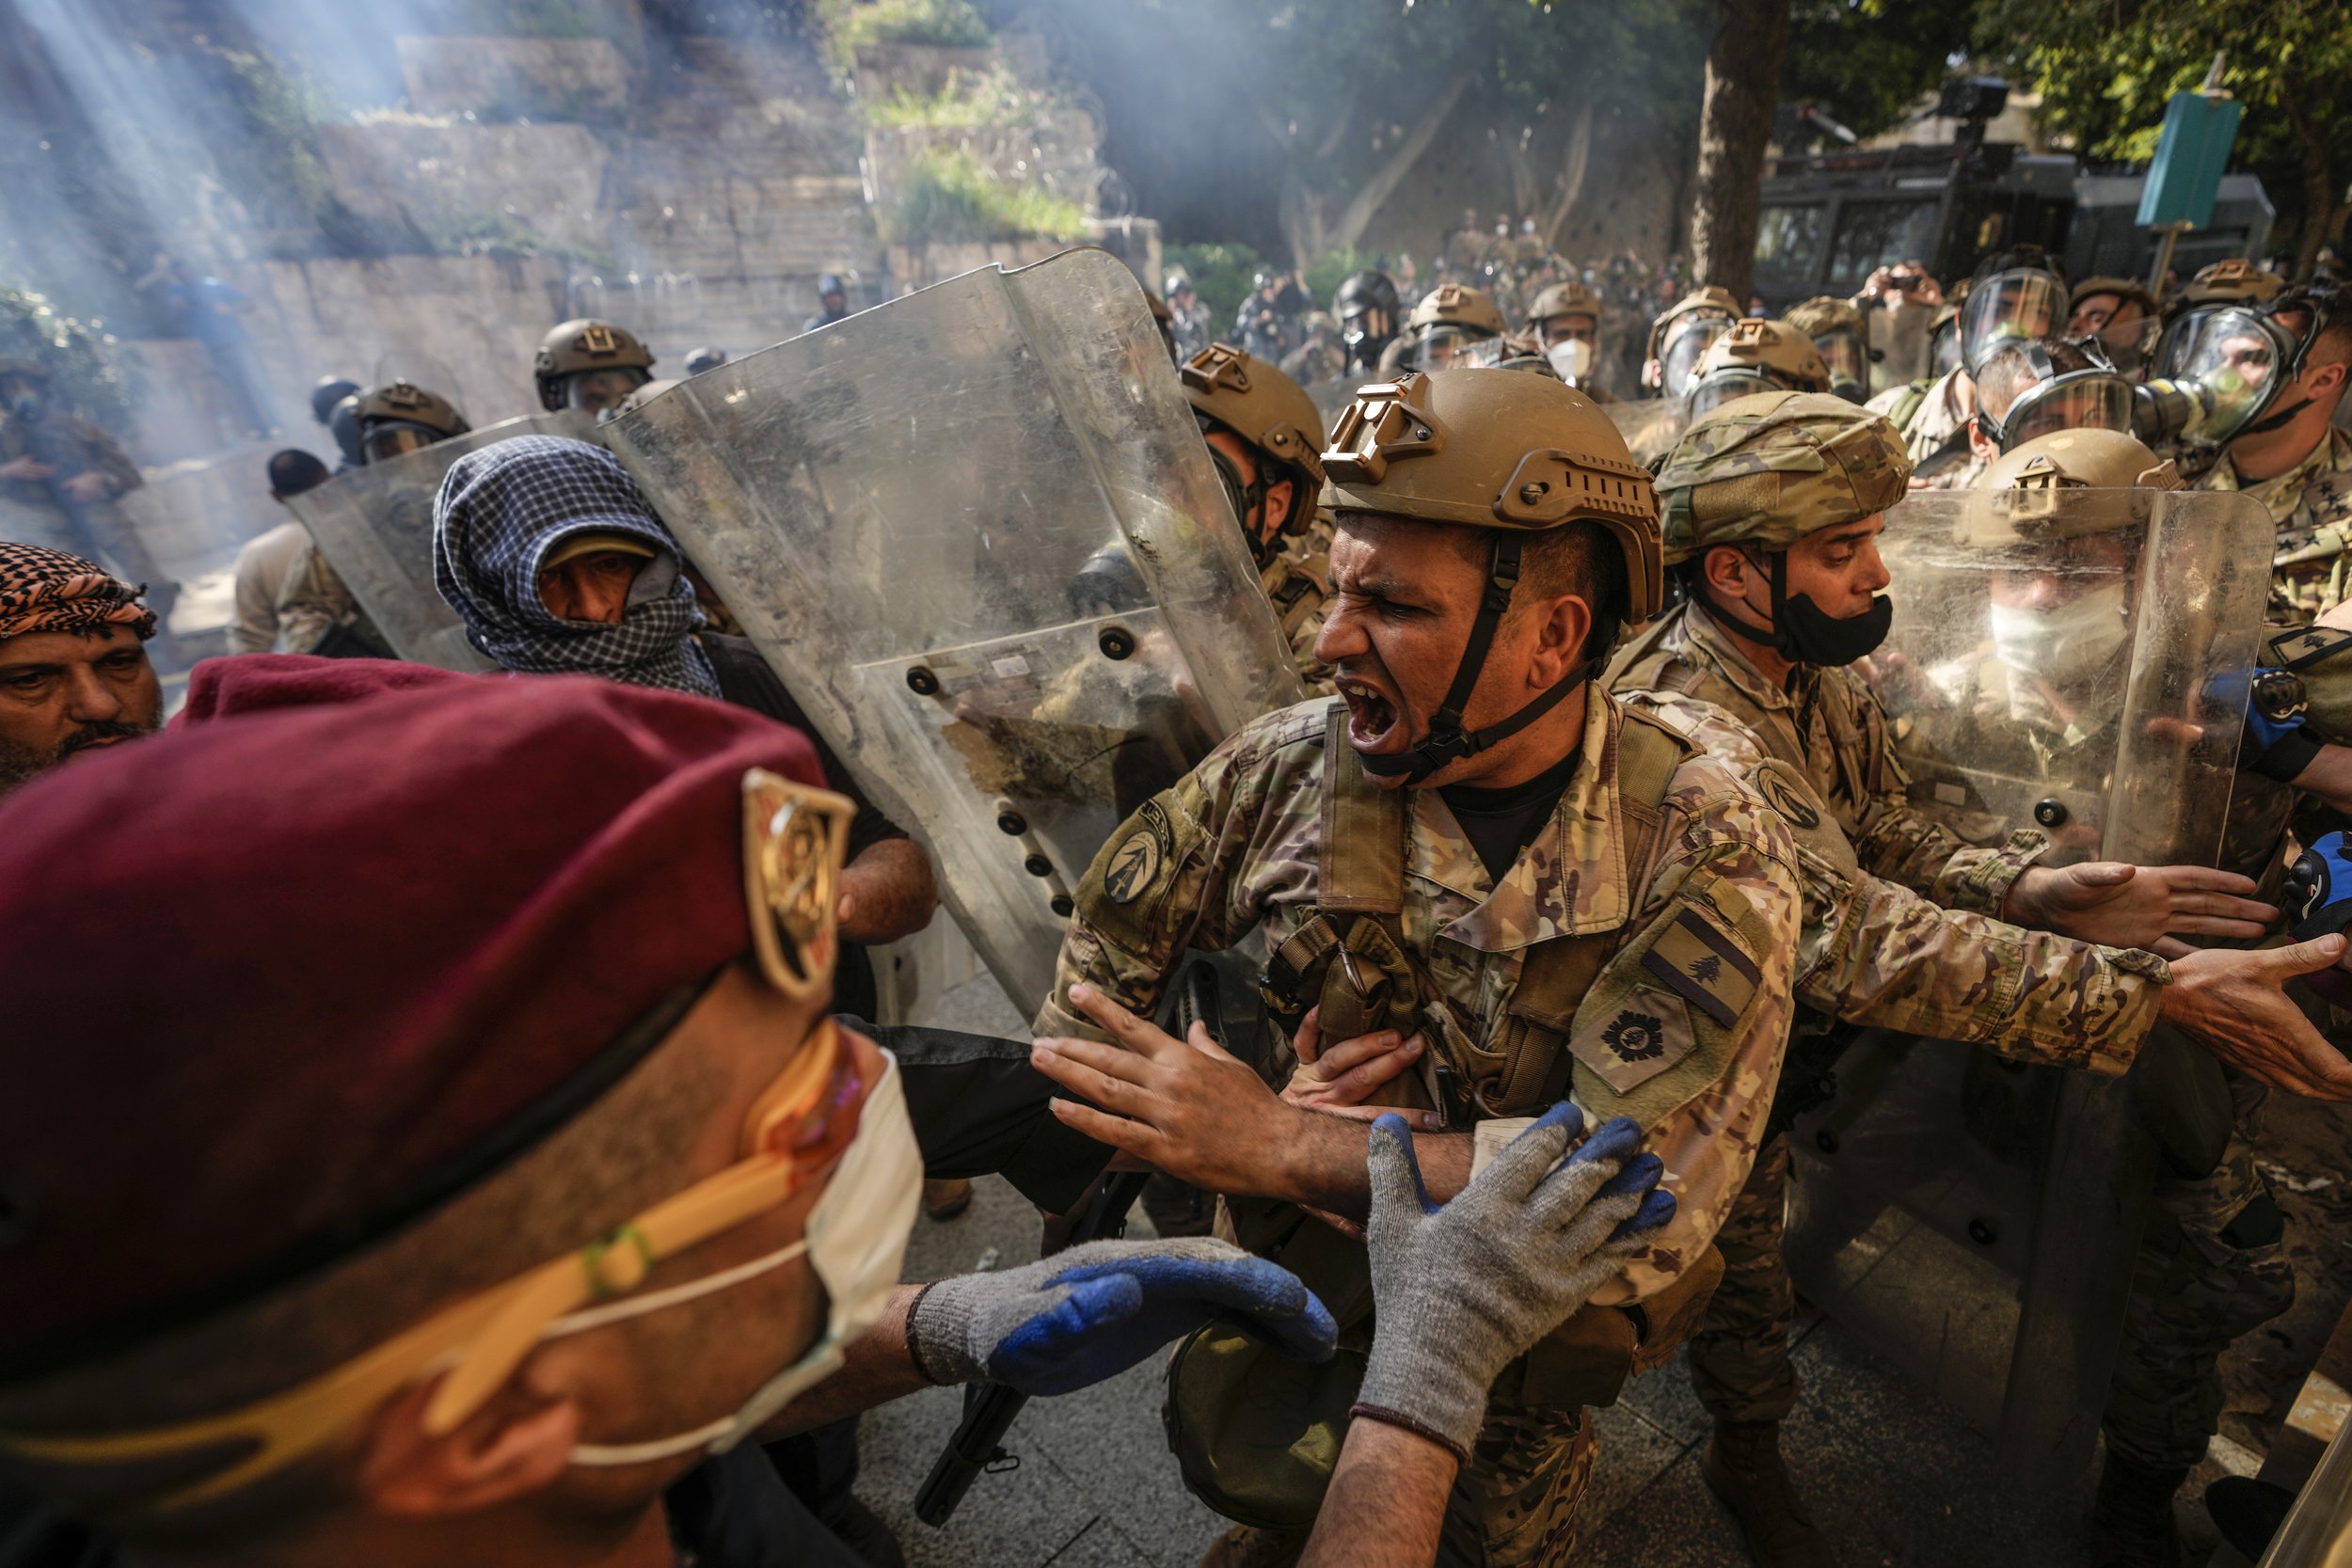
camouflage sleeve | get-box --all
[1031,704,1321,1043]
[1796,850,2165,1074]
[1842,678,2048,914]
[1580,771,1803,1307]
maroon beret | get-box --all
[175,653,469,726]
[0,657,824,1380]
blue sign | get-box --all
[2137,89,2244,229]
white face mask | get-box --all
[564,1050,924,1467]
[1987,579,2131,688]
[1546,338,1594,385]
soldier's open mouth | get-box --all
[1336,675,1400,749]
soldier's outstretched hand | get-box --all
[2004,861,2277,950]
[2153,934,2352,1100]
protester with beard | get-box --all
[0,542,163,798]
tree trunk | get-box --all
[1686,0,1790,302]
[1536,100,1597,248]
[2283,87,2340,282]
[1322,71,1474,261]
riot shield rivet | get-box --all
[906,666,941,696]
[1050,895,1075,917]
[1815,1130,1838,1155]
[997,810,1028,835]
[1968,1217,1999,1246]
[1098,626,1136,660]
[2033,798,2067,827]
[1024,853,1053,877]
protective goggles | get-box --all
[1982,344,2139,452]
[1685,369,1786,420]
[1960,270,2068,375]
[0,771,861,1513]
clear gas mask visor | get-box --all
[1960,271,2068,374]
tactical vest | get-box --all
[1256,703,1694,1120]
[1165,701,1727,1531]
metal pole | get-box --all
[2148,221,2193,295]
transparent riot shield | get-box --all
[288,410,597,671]
[1782,485,2272,1486]
[601,247,1306,1010]
[1870,300,1935,394]
[1607,397,1689,468]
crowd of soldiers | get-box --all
[0,224,2348,1568]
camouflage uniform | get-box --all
[1257,509,1335,692]
[1041,684,1805,1563]
[1612,393,2178,1450]
[273,538,387,657]
[2197,424,2352,623]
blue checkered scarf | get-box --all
[433,435,718,697]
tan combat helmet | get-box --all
[353,380,471,466]
[2070,277,2161,323]
[1320,368,1662,781]
[1685,318,1836,418]
[1525,280,1604,335]
[1406,282,1507,339]
[1179,342,1327,558]
[2173,259,2284,313]
[534,319,655,412]
[1981,427,2183,494]
[1653,390,1911,564]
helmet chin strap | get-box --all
[1357,533,1593,784]
[1697,546,1786,650]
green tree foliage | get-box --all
[0,290,138,432]
[1781,0,1975,142]
[1977,0,2352,276]
[885,146,1089,244]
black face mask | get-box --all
[1706,546,1892,667]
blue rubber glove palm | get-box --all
[908,1238,1337,1397]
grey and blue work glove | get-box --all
[2216,666,2322,783]
[906,1238,1336,1397]
[1351,1107,1673,1460]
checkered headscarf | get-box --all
[432,436,717,697]
[0,541,156,643]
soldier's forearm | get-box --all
[2287,742,2352,816]
[839,837,937,944]
[1275,1117,1473,1219]
[1300,1419,1458,1568]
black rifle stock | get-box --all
[914,963,1227,1528]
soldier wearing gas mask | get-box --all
[1911,339,2138,490]
[1684,320,1835,421]
[535,319,658,421]
[1871,248,2071,465]
[1643,284,1741,401]
[1783,297,1877,404]
[1377,282,1506,375]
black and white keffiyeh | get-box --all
[432,435,718,696]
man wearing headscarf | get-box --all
[0,541,162,797]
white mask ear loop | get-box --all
[544,1235,812,1340]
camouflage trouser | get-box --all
[1200,1406,1597,1568]
[2103,1081,2297,1472]
[1686,1134,1798,1426]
